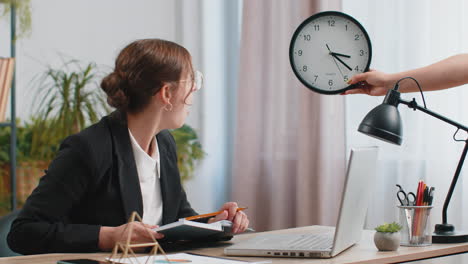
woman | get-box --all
[7,39,249,254]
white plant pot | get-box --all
[374,231,401,251]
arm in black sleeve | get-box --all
[7,137,101,254]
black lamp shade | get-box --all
[358,103,403,145]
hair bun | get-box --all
[100,71,129,110]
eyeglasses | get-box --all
[178,70,204,92]
[192,70,204,92]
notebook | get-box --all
[154,219,253,241]
[224,146,378,258]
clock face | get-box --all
[289,11,372,94]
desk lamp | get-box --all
[358,77,468,243]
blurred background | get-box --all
[1,2,468,256]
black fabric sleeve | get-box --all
[176,187,198,219]
[7,136,101,254]
[164,131,198,220]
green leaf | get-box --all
[170,125,205,183]
[375,222,402,233]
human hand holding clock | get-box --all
[289,11,372,94]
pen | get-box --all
[185,207,248,221]
[428,187,435,205]
[414,180,424,237]
[423,186,429,205]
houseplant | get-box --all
[374,222,402,251]
[31,60,110,160]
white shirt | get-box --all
[128,129,163,225]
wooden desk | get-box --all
[1,226,468,264]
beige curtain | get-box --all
[233,0,345,232]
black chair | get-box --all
[0,210,21,257]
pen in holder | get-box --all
[398,205,433,246]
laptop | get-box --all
[224,146,378,258]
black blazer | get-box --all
[7,113,198,254]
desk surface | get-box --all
[1,226,468,264]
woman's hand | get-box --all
[207,202,250,234]
[98,222,164,251]
[343,70,394,96]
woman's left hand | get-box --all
[207,202,249,234]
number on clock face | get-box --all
[289,11,372,94]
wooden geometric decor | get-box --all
[108,211,169,264]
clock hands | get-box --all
[332,53,352,71]
[326,44,345,80]
[330,52,351,58]
[326,44,353,71]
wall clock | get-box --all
[289,11,372,94]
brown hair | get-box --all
[101,39,192,113]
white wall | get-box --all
[0,0,241,215]
[2,0,176,119]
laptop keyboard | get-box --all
[288,234,333,250]
[225,232,335,252]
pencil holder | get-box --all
[398,205,433,247]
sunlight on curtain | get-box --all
[343,0,468,246]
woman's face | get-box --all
[165,70,197,129]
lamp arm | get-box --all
[399,98,468,132]
[439,141,468,226]
[399,97,468,230]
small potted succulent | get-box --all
[374,222,402,251]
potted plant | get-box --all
[374,222,402,251]
[30,60,110,160]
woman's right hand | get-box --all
[342,70,394,96]
[98,222,164,251]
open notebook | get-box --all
[153,219,254,241]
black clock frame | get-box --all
[289,11,372,95]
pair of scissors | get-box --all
[396,184,416,206]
